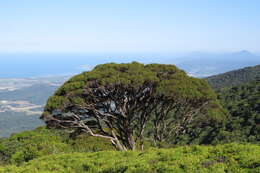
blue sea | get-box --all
[0,53,183,78]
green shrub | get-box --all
[0,143,259,173]
[0,126,115,166]
[10,144,39,165]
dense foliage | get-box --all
[42,62,226,150]
[206,64,260,90]
[0,143,259,173]
[215,80,260,143]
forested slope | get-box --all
[206,65,260,90]
[215,80,260,143]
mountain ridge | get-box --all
[206,64,260,90]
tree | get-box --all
[41,62,226,150]
[146,64,226,145]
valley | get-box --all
[0,76,69,137]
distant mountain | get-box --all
[206,65,260,90]
[0,76,68,137]
[176,51,260,77]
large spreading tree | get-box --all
[41,62,226,150]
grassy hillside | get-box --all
[0,143,259,173]
[206,65,260,90]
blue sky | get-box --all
[1,0,260,53]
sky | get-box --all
[0,0,260,53]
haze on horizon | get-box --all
[1,0,260,54]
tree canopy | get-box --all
[215,79,260,143]
[41,62,226,150]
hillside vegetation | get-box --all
[215,80,260,143]
[204,65,260,143]
[206,65,260,90]
[0,127,259,172]
[0,127,115,166]
[0,143,259,173]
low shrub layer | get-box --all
[0,143,259,173]
[0,127,114,165]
